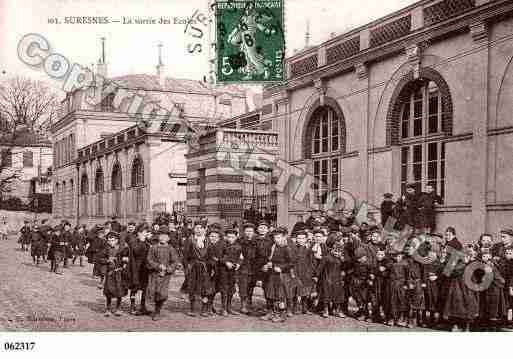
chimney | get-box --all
[305,19,310,48]
[96,37,108,79]
[156,42,165,86]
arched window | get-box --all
[131,157,144,187]
[111,162,122,190]
[111,162,122,216]
[95,168,104,215]
[398,79,446,199]
[80,173,88,216]
[308,106,343,201]
[131,157,144,213]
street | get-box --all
[0,236,418,332]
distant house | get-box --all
[0,130,53,205]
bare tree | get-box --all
[0,76,59,140]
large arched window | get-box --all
[308,106,343,201]
[398,78,446,199]
[111,162,122,216]
[131,157,144,213]
[95,168,104,215]
[80,173,88,216]
[111,162,122,190]
[131,157,144,187]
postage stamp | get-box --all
[215,0,285,83]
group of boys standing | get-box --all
[14,203,513,331]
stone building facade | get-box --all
[186,127,279,225]
[50,43,252,225]
[259,0,513,240]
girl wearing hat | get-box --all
[100,231,130,317]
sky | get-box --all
[0,0,417,96]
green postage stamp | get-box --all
[215,0,285,83]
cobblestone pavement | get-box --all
[0,236,421,332]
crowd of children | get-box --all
[13,211,513,331]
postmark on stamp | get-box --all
[215,0,285,83]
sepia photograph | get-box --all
[1,0,513,355]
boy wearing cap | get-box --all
[238,223,258,314]
[219,228,242,316]
[127,224,152,315]
[100,231,130,317]
[395,184,420,231]
[146,232,179,321]
[264,227,294,323]
[49,225,66,274]
[182,221,214,317]
[30,225,45,265]
[255,221,274,318]
[205,225,225,316]
[418,184,441,233]
[19,220,31,251]
[62,221,73,268]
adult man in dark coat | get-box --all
[418,184,442,233]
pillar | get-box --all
[469,21,489,235]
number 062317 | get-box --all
[4,342,36,351]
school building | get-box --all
[255,0,513,240]
[50,40,253,226]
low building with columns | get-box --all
[50,39,252,225]
[258,0,513,240]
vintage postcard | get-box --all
[0,0,513,356]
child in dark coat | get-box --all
[293,230,316,315]
[237,223,257,314]
[387,251,409,326]
[350,247,373,321]
[182,221,214,317]
[100,232,130,317]
[264,227,294,323]
[205,226,225,316]
[146,232,179,321]
[422,249,442,327]
[503,246,513,325]
[373,247,391,323]
[405,241,426,328]
[315,242,349,318]
[218,228,242,316]
[127,224,151,315]
[442,247,479,332]
[255,221,274,318]
[480,249,507,328]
